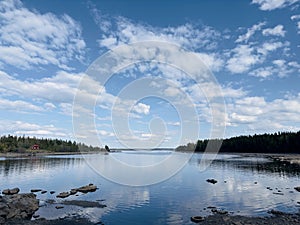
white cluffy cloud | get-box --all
[226,40,288,74]
[227,94,300,132]
[262,25,286,37]
[250,59,300,78]
[226,45,260,73]
[236,22,266,43]
[0,120,69,138]
[0,0,85,70]
[0,70,118,115]
[252,0,299,11]
[0,98,43,112]
[93,6,222,52]
[133,103,150,115]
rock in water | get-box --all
[206,179,218,184]
[294,186,300,192]
[2,188,20,195]
[2,189,10,195]
[30,189,42,193]
[56,192,70,198]
[70,189,77,195]
[77,184,97,193]
[56,184,98,199]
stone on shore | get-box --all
[191,216,205,223]
[0,193,39,221]
[268,209,288,215]
[211,209,228,215]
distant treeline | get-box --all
[0,135,104,153]
[176,131,300,154]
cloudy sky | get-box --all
[0,0,299,148]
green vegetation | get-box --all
[176,131,300,154]
[0,135,103,153]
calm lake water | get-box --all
[1,151,300,224]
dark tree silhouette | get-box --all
[105,145,110,152]
[0,135,105,153]
[176,131,300,154]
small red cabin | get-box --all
[31,144,39,150]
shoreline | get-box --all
[4,212,300,225]
[0,151,105,158]
[2,151,300,164]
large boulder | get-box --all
[0,193,39,221]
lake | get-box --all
[1,151,300,224]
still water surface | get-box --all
[1,151,300,224]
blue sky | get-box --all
[0,0,299,148]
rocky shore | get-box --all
[190,213,300,225]
[0,192,39,224]
[0,184,98,224]
[3,211,300,225]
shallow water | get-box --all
[1,151,300,224]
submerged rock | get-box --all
[62,200,106,208]
[273,192,284,195]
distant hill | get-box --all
[176,131,300,154]
[0,135,104,153]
